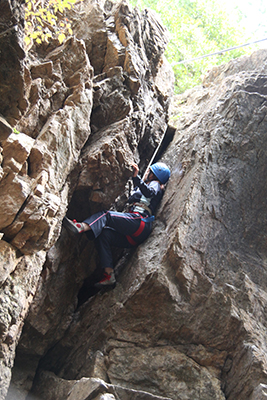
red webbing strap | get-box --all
[132,219,145,237]
[126,219,145,246]
[126,235,137,245]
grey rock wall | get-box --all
[2,0,267,399]
[26,49,267,400]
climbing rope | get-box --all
[172,37,267,66]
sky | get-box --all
[221,0,267,49]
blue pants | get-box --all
[83,211,152,270]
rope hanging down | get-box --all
[172,37,267,66]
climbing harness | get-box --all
[126,213,155,246]
[133,202,152,216]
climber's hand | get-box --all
[132,163,139,178]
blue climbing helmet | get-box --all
[150,162,170,184]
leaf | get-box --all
[45,33,52,43]
[24,36,31,45]
[23,0,79,47]
[31,31,40,39]
[58,32,66,44]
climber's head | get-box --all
[149,162,171,184]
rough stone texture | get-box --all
[0,251,46,400]
[0,117,13,142]
[167,50,267,399]
[0,0,26,126]
[3,0,267,399]
[0,0,173,399]
[19,48,267,400]
[29,371,173,400]
[0,34,94,256]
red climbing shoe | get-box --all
[63,217,85,234]
[94,271,116,288]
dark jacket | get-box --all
[128,175,163,215]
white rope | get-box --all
[171,37,267,66]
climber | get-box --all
[63,162,171,288]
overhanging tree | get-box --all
[24,0,80,45]
[130,0,248,93]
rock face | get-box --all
[0,0,173,399]
[1,0,267,399]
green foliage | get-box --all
[24,0,80,46]
[129,0,248,93]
